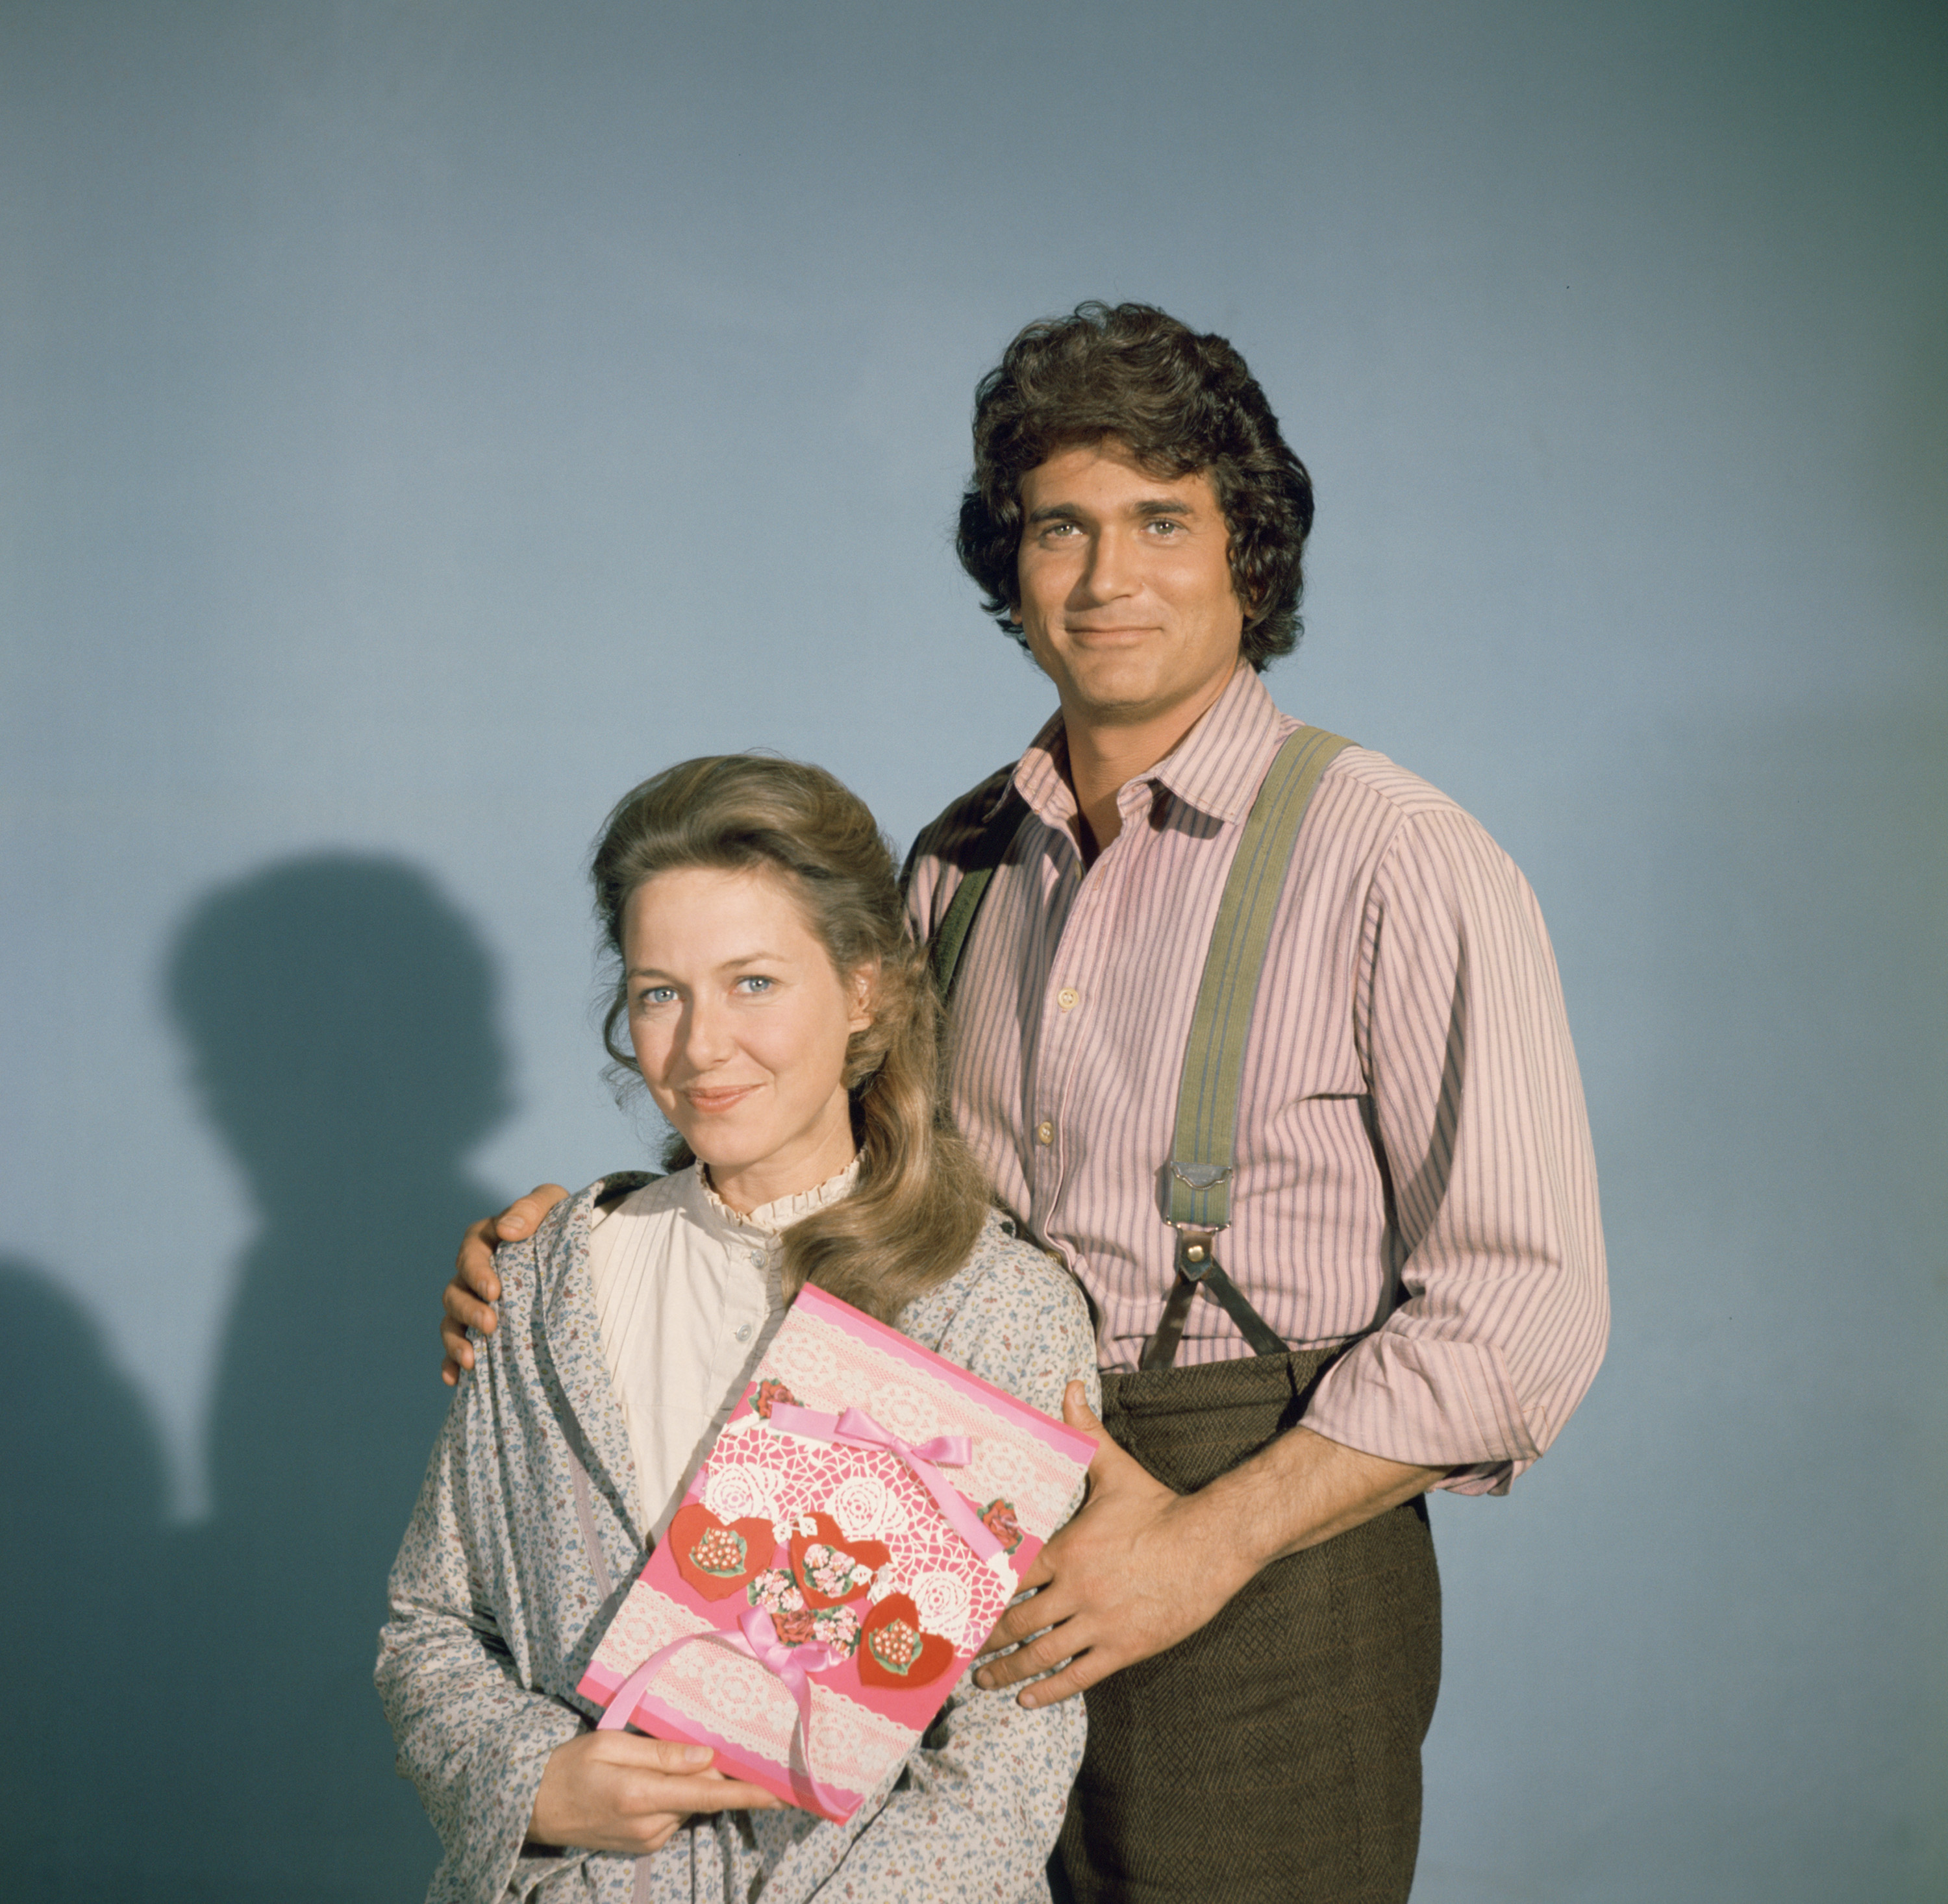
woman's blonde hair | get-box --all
[593,755,991,1322]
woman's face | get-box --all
[623,864,873,1213]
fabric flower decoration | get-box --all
[747,1568,807,1615]
[669,1503,774,1600]
[979,1499,1023,1555]
[770,1605,818,1647]
[856,1592,955,1689]
[751,1378,799,1420]
[787,1512,891,1609]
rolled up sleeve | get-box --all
[1300,807,1609,1493]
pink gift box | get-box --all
[577,1283,1093,1821]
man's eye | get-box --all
[1146,518,1184,536]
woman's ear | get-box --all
[847,962,878,1035]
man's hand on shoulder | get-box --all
[439,1184,570,1385]
[973,1381,1445,1706]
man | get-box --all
[443,303,1608,1902]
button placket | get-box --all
[1028,802,1146,1239]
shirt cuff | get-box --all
[1300,1329,1543,1496]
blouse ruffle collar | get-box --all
[687,1155,861,1245]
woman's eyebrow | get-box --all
[624,948,789,980]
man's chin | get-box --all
[1064,681,1190,728]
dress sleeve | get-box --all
[1300,805,1610,1494]
[374,1380,592,1902]
[756,1250,1099,1903]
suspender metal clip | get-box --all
[1174,1227,1222,1281]
[1142,1222,1227,1370]
[1141,1215,1292,1371]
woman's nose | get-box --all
[677,996,736,1069]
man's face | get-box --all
[1014,440,1244,730]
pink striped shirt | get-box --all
[905,666,1607,1494]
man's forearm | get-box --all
[1184,1422,1447,1576]
[973,1386,1447,1704]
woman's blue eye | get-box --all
[638,985,677,1007]
[736,975,773,994]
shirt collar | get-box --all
[1006,663,1288,830]
[681,1156,862,1248]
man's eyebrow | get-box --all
[1025,496,1203,525]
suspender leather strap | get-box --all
[1142,725,1356,1370]
[929,787,1029,1000]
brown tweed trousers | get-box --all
[1051,1349,1442,1904]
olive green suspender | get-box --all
[928,724,1357,1370]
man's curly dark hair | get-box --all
[955,303,1314,671]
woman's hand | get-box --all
[528,1731,780,1855]
[440,1185,569,1384]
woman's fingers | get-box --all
[530,1732,778,1855]
[616,1737,779,1812]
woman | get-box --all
[377,756,1097,1903]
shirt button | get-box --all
[734,1322,753,1343]
[1036,1120,1054,1146]
[1057,987,1079,1011]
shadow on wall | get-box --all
[0,854,511,1901]
[0,1257,168,1885]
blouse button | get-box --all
[1036,1120,1055,1146]
[1057,987,1079,1011]
[734,1322,753,1343]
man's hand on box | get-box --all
[527,1732,779,1855]
[439,1184,569,1385]
[973,1381,1445,1707]
[971,1382,1254,1707]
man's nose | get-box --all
[1075,527,1138,604]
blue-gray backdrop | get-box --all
[2,2,1942,1899]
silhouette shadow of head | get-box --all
[159,854,509,1888]
[169,852,508,1206]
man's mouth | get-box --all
[1064,624,1156,647]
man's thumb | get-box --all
[1062,1378,1108,1443]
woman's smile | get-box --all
[681,1082,762,1113]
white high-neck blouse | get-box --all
[584,1158,860,1539]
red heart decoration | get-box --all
[856,1592,955,1690]
[668,1502,774,1601]
[786,1512,891,1610]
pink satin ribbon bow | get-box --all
[766,1402,1006,1567]
[596,1606,850,1818]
